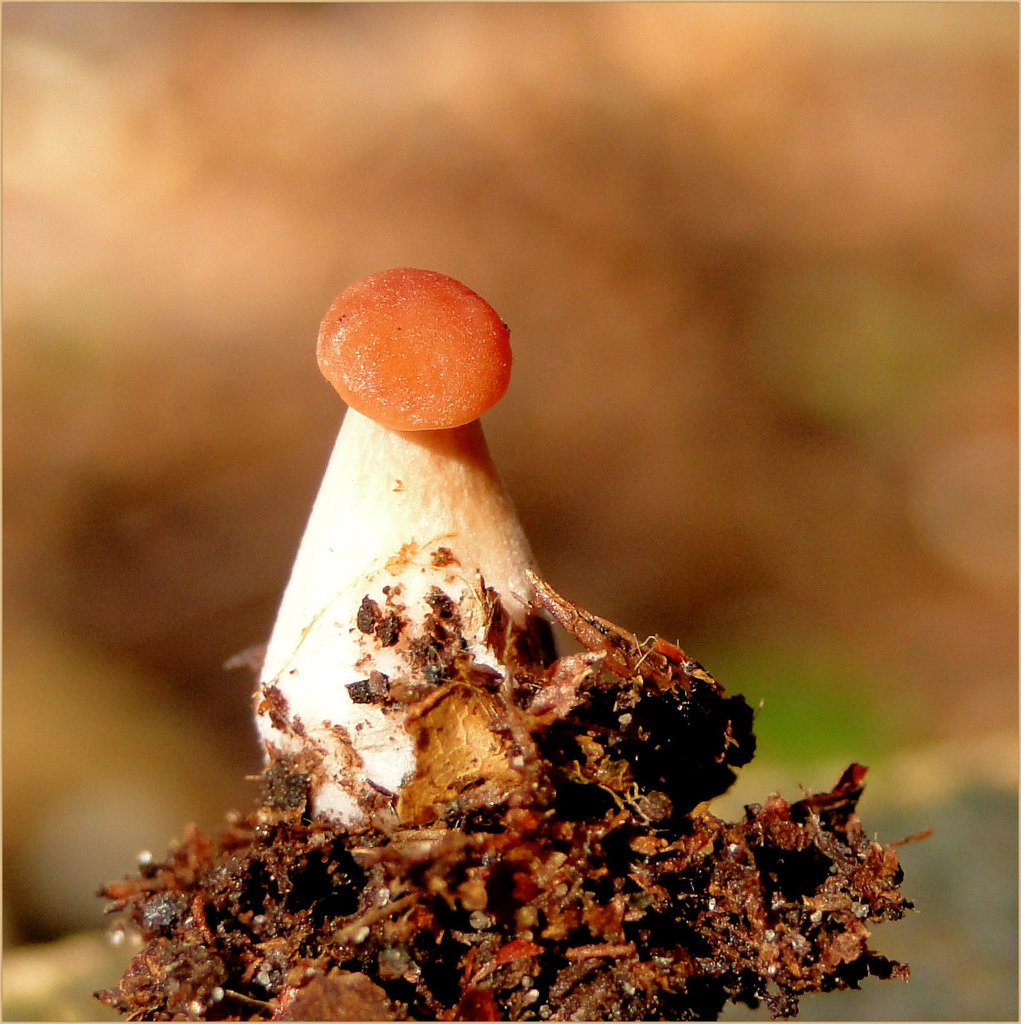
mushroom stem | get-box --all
[262,410,534,685]
[256,408,541,827]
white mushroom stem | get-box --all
[255,408,538,826]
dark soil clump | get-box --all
[97,577,912,1020]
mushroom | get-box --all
[255,268,544,827]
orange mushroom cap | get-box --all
[317,268,512,431]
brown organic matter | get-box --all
[97,576,912,1020]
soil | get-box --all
[96,577,912,1021]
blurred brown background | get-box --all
[3,3,1017,1019]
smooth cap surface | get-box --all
[317,268,512,430]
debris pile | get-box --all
[98,577,911,1020]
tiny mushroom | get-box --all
[255,268,543,827]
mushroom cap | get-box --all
[317,268,512,431]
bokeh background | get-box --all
[3,3,1017,1019]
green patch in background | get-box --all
[709,641,914,775]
